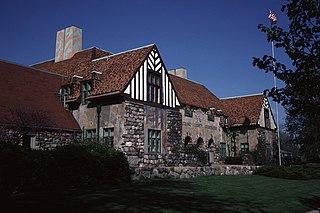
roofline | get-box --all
[220,93,264,100]
[92,44,155,62]
[168,73,205,87]
[30,46,113,66]
[86,90,122,99]
[230,122,258,127]
[0,59,68,78]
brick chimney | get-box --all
[55,26,82,62]
[168,68,187,79]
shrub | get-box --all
[253,164,320,180]
[0,142,131,197]
[225,156,243,165]
[184,144,208,165]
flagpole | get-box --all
[269,11,282,166]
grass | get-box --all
[2,175,320,213]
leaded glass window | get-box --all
[148,129,161,153]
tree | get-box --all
[253,0,320,162]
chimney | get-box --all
[55,26,82,62]
[168,68,187,79]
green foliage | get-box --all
[254,163,320,180]
[253,0,320,162]
[0,141,131,197]
[225,156,242,165]
[184,144,208,165]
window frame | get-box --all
[220,143,227,160]
[184,107,193,117]
[147,70,162,104]
[148,129,162,154]
[85,129,96,142]
[103,127,114,148]
[240,143,249,153]
[207,114,215,122]
[81,81,92,105]
[264,108,271,129]
[60,85,72,102]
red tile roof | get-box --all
[221,94,264,126]
[32,45,154,98]
[0,61,80,131]
[169,74,223,110]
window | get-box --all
[147,71,161,103]
[148,129,161,153]
[220,143,226,160]
[184,107,193,117]
[207,114,215,121]
[264,108,270,129]
[103,128,114,148]
[197,137,204,147]
[85,129,96,141]
[60,85,72,102]
[81,82,92,105]
[184,136,191,147]
[224,117,229,125]
[208,138,214,148]
[240,143,249,153]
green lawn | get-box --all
[3,175,320,213]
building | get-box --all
[221,94,277,163]
[0,61,81,148]
[1,26,277,167]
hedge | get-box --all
[0,142,131,197]
[253,164,320,180]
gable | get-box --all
[124,47,180,108]
[258,97,277,129]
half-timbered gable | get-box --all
[123,47,180,108]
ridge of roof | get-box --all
[92,44,155,62]
[30,46,113,66]
[168,73,205,87]
[0,59,67,78]
[220,93,264,100]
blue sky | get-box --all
[0,0,290,124]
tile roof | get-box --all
[221,94,264,126]
[169,74,223,110]
[0,60,80,131]
[32,45,154,98]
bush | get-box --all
[225,156,243,165]
[184,144,208,165]
[0,142,131,197]
[253,164,320,180]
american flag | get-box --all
[268,10,277,24]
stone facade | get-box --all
[181,108,224,164]
[225,126,276,162]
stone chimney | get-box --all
[168,68,187,79]
[55,26,82,62]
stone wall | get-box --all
[36,130,80,149]
[132,165,258,180]
[122,101,145,167]
[0,126,80,149]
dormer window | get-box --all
[207,114,215,122]
[147,71,161,103]
[184,106,193,117]
[81,81,92,105]
[60,85,72,102]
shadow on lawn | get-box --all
[4,179,267,213]
[300,196,320,211]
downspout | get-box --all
[97,105,101,143]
